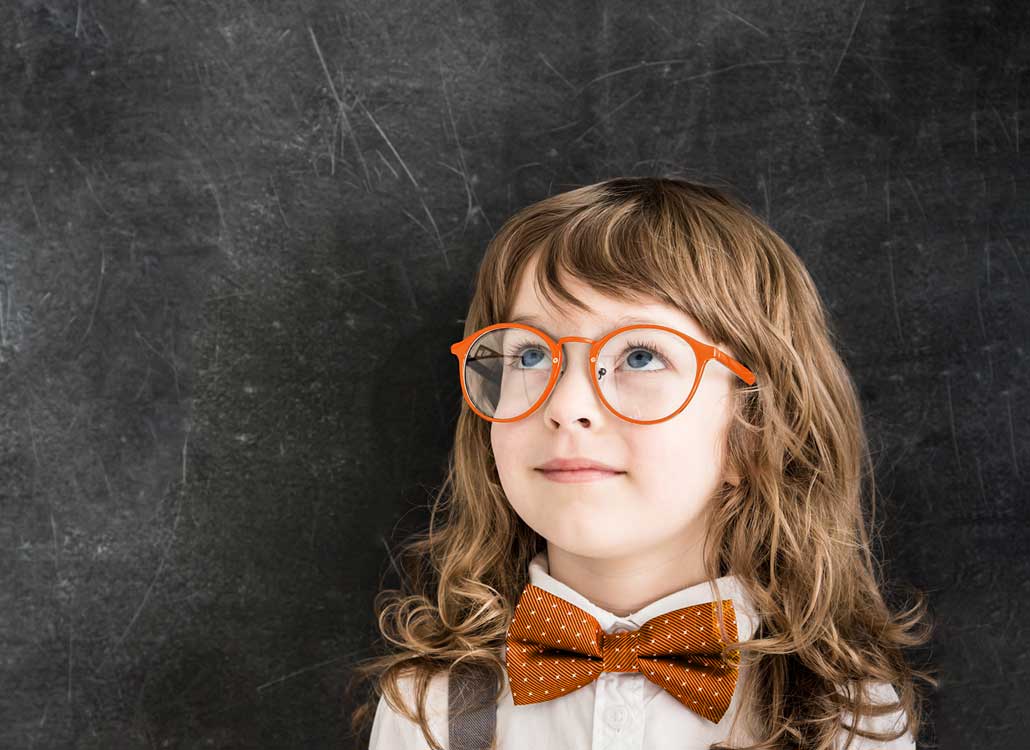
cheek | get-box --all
[629,420,725,503]
[490,423,528,488]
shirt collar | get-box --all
[526,549,758,642]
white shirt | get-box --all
[368,550,916,750]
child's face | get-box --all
[491,259,742,562]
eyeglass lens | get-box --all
[461,325,699,421]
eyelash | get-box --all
[507,338,671,368]
[624,339,671,366]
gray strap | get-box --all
[447,661,497,750]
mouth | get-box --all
[535,468,626,483]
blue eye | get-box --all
[505,337,671,372]
[626,349,654,368]
[517,347,548,368]
[507,339,551,370]
[621,340,669,371]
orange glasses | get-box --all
[450,322,756,425]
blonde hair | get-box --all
[346,176,938,749]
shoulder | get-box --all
[834,680,916,750]
[368,671,451,750]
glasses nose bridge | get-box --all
[551,335,598,378]
[555,334,594,345]
[553,335,596,358]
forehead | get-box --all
[507,259,707,342]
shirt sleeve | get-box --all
[834,680,917,750]
[367,674,450,750]
[368,692,426,749]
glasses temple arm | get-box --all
[713,348,757,385]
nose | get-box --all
[543,339,606,420]
[557,341,596,377]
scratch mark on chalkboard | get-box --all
[269,175,291,230]
[586,59,790,93]
[903,176,928,239]
[586,59,674,87]
[310,497,319,552]
[307,25,371,188]
[759,155,771,220]
[573,90,643,145]
[1002,237,1028,290]
[0,281,7,350]
[152,131,229,249]
[855,54,890,92]
[885,242,902,343]
[943,371,960,468]
[441,70,483,235]
[327,106,344,176]
[133,363,151,400]
[1016,105,1021,153]
[985,236,992,289]
[402,207,433,241]
[26,407,42,468]
[830,0,866,83]
[991,105,1012,148]
[335,276,393,314]
[906,176,931,222]
[974,281,986,342]
[973,454,987,515]
[93,447,115,504]
[339,97,370,184]
[93,492,184,675]
[256,653,351,692]
[1005,391,1021,479]
[645,14,675,41]
[972,109,978,155]
[396,259,420,316]
[419,198,449,269]
[67,619,74,703]
[134,327,181,400]
[23,185,43,231]
[380,534,402,581]
[181,420,192,486]
[78,249,106,345]
[438,161,489,243]
[717,6,770,37]
[538,53,575,90]
[50,507,60,578]
[376,150,400,180]
[362,102,420,190]
[884,171,891,223]
[70,155,112,217]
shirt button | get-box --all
[610,622,632,633]
[604,705,628,728]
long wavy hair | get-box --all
[346,176,938,749]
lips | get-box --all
[536,457,625,473]
[536,465,625,484]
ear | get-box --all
[724,470,741,487]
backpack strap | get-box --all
[447,661,498,750]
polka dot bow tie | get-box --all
[505,583,742,723]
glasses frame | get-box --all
[450,322,757,425]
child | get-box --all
[350,176,937,749]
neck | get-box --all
[544,527,711,618]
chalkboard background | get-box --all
[1,1,1027,748]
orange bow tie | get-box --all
[505,583,742,723]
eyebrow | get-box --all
[508,313,661,339]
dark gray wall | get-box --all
[1,1,1027,748]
